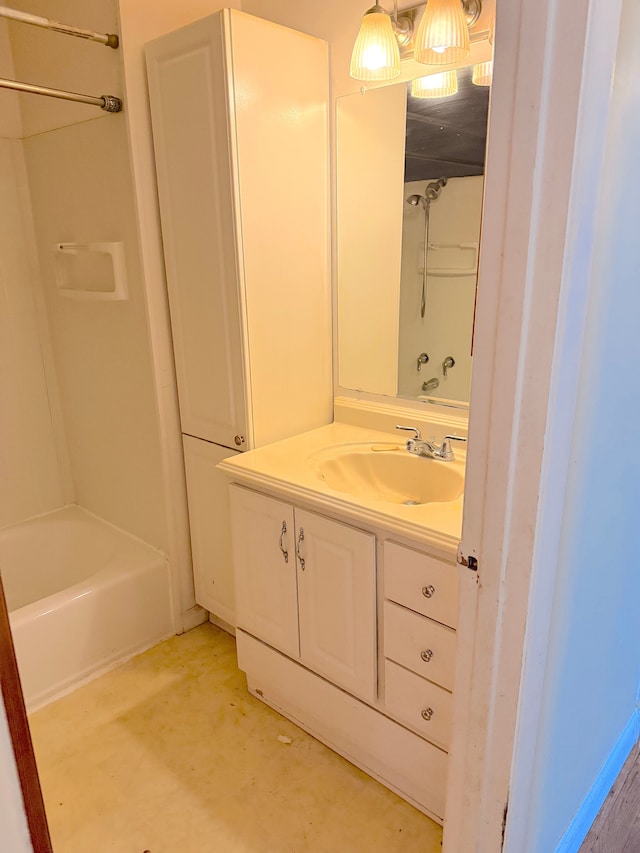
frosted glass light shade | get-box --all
[350,5,401,81]
[411,71,458,98]
[472,60,493,86]
[415,0,470,66]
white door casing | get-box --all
[444,0,626,850]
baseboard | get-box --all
[208,612,236,636]
[555,708,640,852]
[180,605,208,632]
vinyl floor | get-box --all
[28,623,443,853]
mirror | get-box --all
[336,66,490,406]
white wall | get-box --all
[22,116,167,548]
[398,176,482,401]
[7,0,121,136]
[6,0,168,549]
[518,1,640,848]
[0,20,22,140]
[0,21,67,530]
[0,139,67,530]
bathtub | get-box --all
[0,506,175,710]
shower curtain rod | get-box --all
[0,6,119,48]
[0,77,122,112]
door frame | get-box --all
[443,0,624,849]
[0,576,52,852]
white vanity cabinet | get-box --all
[146,11,332,626]
[226,477,460,823]
[229,485,377,703]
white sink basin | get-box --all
[316,445,464,506]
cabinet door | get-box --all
[146,14,248,449]
[183,436,239,626]
[229,486,298,658]
[295,509,376,703]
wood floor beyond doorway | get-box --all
[580,745,640,853]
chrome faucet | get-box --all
[395,426,467,461]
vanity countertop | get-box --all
[218,422,465,556]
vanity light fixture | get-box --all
[350,0,484,81]
[472,59,492,85]
[411,70,458,98]
[350,3,405,81]
[415,0,478,65]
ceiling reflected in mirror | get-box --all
[405,65,489,182]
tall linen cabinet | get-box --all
[146,10,332,627]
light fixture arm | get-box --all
[461,0,482,28]
[390,0,414,47]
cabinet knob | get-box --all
[234,435,245,446]
[421,707,434,722]
[420,649,434,663]
[422,584,435,599]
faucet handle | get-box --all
[396,424,422,440]
[443,434,467,446]
[439,434,467,460]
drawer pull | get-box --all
[420,649,434,663]
[422,584,436,598]
[278,521,288,564]
[421,707,434,722]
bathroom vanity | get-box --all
[219,405,466,822]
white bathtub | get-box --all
[0,506,175,710]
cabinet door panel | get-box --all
[295,509,376,703]
[229,486,298,658]
[146,14,247,448]
[183,436,239,626]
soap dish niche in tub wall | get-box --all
[54,242,128,301]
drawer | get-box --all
[384,541,458,628]
[384,601,456,691]
[385,660,453,750]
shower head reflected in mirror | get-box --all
[406,177,448,319]
[406,177,447,209]
[425,176,447,199]
[406,193,425,208]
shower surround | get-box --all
[0,5,177,708]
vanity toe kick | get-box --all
[236,629,448,823]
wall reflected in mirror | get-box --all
[336,66,489,406]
